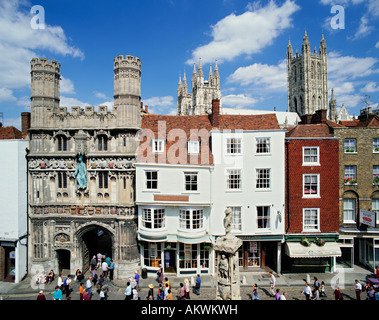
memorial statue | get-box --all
[74,155,87,189]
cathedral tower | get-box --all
[113,55,142,128]
[287,31,328,118]
[177,59,221,115]
[30,58,61,128]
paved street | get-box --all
[0,264,377,301]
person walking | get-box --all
[124,281,132,300]
[301,283,312,300]
[63,274,72,299]
[96,252,103,269]
[354,280,362,300]
[311,286,320,300]
[134,270,140,290]
[280,291,287,300]
[101,260,109,279]
[79,283,84,300]
[164,282,170,300]
[252,283,260,300]
[275,289,281,300]
[133,287,139,300]
[57,273,63,290]
[179,283,186,300]
[269,272,276,297]
[184,278,190,299]
[319,281,327,297]
[53,286,62,300]
[90,255,97,271]
[109,260,114,281]
[195,274,201,295]
[83,288,91,300]
[333,287,342,300]
[86,276,93,299]
[37,290,46,300]
[147,284,154,300]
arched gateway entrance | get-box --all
[76,224,114,274]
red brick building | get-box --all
[283,110,341,272]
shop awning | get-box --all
[285,242,342,258]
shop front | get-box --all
[236,236,283,273]
[139,239,213,277]
[284,240,341,272]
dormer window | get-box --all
[152,139,165,153]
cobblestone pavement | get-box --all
[0,279,367,301]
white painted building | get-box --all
[210,118,286,273]
[135,113,215,276]
[135,100,286,275]
[0,138,29,283]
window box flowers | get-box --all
[301,238,311,247]
[314,237,325,247]
[345,148,356,153]
[344,177,357,184]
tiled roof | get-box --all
[0,126,23,139]
[137,113,280,165]
[339,115,379,127]
[285,122,335,138]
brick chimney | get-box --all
[301,114,312,124]
[314,109,327,123]
[21,112,31,137]
[211,99,220,127]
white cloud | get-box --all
[361,82,379,93]
[0,0,83,91]
[186,0,299,64]
[143,96,174,107]
[227,60,287,91]
[376,42,379,49]
[0,88,17,103]
[60,96,90,109]
[328,51,378,81]
[94,91,110,100]
[353,15,374,40]
[222,94,258,108]
[60,76,75,95]
[142,96,175,114]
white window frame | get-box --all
[303,208,320,232]
[229,206,242,232]
[344,138,356,153]
[184,172,198,192]
[179,208,204,230]
[303,174,320,198]
[373,138,379,153]
[226,138,242,155]
[344,165,357,184]
[187,141,200,154]
[256,206,271,230]
[303,146,320,165]
[256,137,271,154]
[142,207,165,229]
[256,168,271,189]
[152,139,165,153]
[226,169,242,190]
[145,170,158,190]
[343,198,355,223]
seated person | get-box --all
[46,270,55,284]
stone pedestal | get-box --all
[214,234,242,300]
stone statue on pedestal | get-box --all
[214,207,242,300]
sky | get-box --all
[0,0,378,129]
